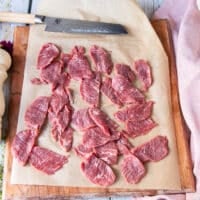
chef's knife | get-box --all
[0,12,127,34]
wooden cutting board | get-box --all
[2,20,195,200]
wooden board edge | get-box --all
[152,19,195,192]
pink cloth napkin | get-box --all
[132,0,200,200]
[137,0,200,200]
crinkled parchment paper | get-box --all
[11,0,181,190]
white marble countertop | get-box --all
[0,0,163,199]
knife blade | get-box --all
[39,15,127,34]
[0,12,127,34]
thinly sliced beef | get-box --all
[29,146,68,175]
[134,59,153,91]
[71,108,95,131]
[52,72,71,93]
[116,132,133,155]
[11,129,37,165]
[88,108,111,136]
[88,107,119,135]
[121,154,146,184]
[49,105,71,132]
[133,136,169,162]
[40,60,63,84]
[81,154,116,186]
[49,93,69,115]
[71,45,85,55]
[61,53,71,68]
[48,108,58,128]
[80,72,101,107]
[114,101,154,122]
[112,75,145,104]
[51,127,73,152]
[57,106,71,130]
[48,83,73,151]
[101,77,122,107]
[68,52,93,80]
[74,144,93,159]
[90,45,113,74]
[51,125,60,142]
[83,127,120,148]
[115,64,135,82]
[58,127,74,152]
[112,75,132,93]
[37,43,60,69]
[25,96,50,130]
[95,142,118,165]
[119,87,145,104]
[126,118,157,138]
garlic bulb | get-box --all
[0,47,12,139]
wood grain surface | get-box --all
[2,20,195,200]
[152,20,195,192]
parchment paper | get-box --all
[11,0,181,190]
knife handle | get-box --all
[0,12,36,24]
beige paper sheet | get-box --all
[11,0,181,190]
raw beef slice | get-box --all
[101,77,122,107]
[95,142,118,165]
[114,101,154,122]
[49,105,71,132]
[58,127,74,152]
[83,127,120,148]
[81,154,116,186]
[49,93,69,115]
[61,53,71,68]
[11,129,37,165]
[90,45,113,74]
[51,122,73,151]
[71,45,85,55]
[55,105,71,131]
[25,96,50,130]
[51,125,60,142]
[89,108,111,136]
[80,72,101,107]
[119,87,145,105]
[112,75,132,93]
[40,60,63,84]
[88,107,119,135]
[71,108,96,131]
[126,118,157,138]
[134,59,153,91]
[116,132,133,155]
[74,144,93,159]
[121,154,146,184]
[133,135,169,162]
[112,75,145,104]
[29,146,68,175]
[52,72,71,94]
[68,51,93,80]
[115,64,135,82]
[37,43,60,69]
